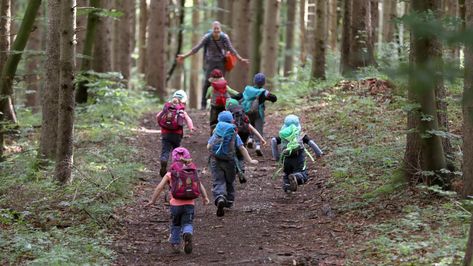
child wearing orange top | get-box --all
[145,147,210,254]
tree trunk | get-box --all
[370,0,379,45]
[306,0,315,63]
[223,0,233,33]
[76,0,100,103]
[0,0,42,125]
[216,0,225,23]
[250,0,264,75]
[328,0,338,50]
[92,0,111,73]
[189,0,201,109]
[340,0,351,75]
[464,214,473,266]
[283,0,297,76]
[0,0,10,160]
[261,0,281,88]
[312,0,327,79]
[55,0,76,184]
[39,0,61,161]
[407,0,447,185]
[168,0,185,89]
[348,0,376,70]
[382,0,397,43]
[229,0,251,91]
[138,0,148,74]
[146,0,167,99]
[75,0,87,58]
[112,0,133,81]
[462,0,473,197]
[25,6,43,111]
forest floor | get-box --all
[110,109,349,265]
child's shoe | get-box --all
[171,243,181,254]
[238,172,247,183]
[288,174,298,192]
[183,233,193,254]
[159,161,168,177]
[216,197,225,217]
[246,137,254,149]
[255,144,263,156]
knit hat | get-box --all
[172,90,188,103]
[210,69,223,78]
[281,115,301,132]
[218,111,233,123]
[225,98,239,110]
[171,147,192,163]
[253,73,266,87]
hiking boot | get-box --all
[159,161,168,177]
[288,174,298,192]
[255,145,263,157]
[238,172,247,184]
[216,198,225,217]
[183,233,193,254]
[171,243,181,254]
[246,138,254,149]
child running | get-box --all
[232,73,277,156]
[205,69,239,135]
[225,98,266,183]
[156,90,195,177]
[145,147,210,254]
[271,115,323,193]
[207,111,258,217]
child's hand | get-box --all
[202,197,210,205]
[250,159,258,164]
[261,139,267,146]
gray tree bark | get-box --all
[229,0,251,91]
[261,0,281,88]
[283,0,297,76]
[328,0,338,50]
[299,0,307,66]
[312,0,327,79]
[189,0,201,109]
[250,0,264,75]
[138,0,148,74]
[340,0,351,75]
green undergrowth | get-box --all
[275,65,468,265]
[0,73,157,264]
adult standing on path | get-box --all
[177,21,249,109]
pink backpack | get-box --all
[156,102,185,130]
[169,161,200,200]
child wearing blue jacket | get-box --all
[232,73,277,156]
[271,115,323,192]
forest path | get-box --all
[111,109,346,265]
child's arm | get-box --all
[231,92,243,100]
[155,111,162,124]
[183,111,195,131]
[238,145,258,164]
[303,135,323,157]
[248,124,266,145]
[271,137,280,161]
[206,86,213,99]
[263,90,277,103]
[199,183,210,205]
[144,174,170,207]
[227,86,239,96]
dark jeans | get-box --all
[282,150,309,188]
[201,60,225,108]
[209,105,225,134]
[210,157,236,206]
[170,205,194,244]
[247,112,264,145]
[160,133,182,162]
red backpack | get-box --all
[211,79,228,107]
[229,105,250,134]
[169,161,201,200]
[156,102,185,130]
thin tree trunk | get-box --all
[113,0,133,81]
[250,0,264,75]
[55,0,76,184]
[138,0,148,74]
[0,0,10,160]
[261,0,281,88]
[167,0,185,87]
[299,0,307,67]
[92,0,111,73]
[76,0,100,103]
[462,0,473,197]
[216,0,225,23]
[328,0,338,50]
[340,0,351,75]
[229,0,251,91]
[306,0,315,62]
[464,214,473,266]
[189,0,201,109]
[146,0,167,99]
[312,0,327,79]
[349,0,376,70]
[370,0,379,45]
[76,0,87,57]
[25,6,42,111]
[39,0,61,161]
[283,0,297,76]
[223,1,233,33]
[0,0,42,124]
[382,0,397,43]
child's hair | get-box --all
[253,73,266,87]
[172,147,192,164]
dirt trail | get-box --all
[112,109,346,265]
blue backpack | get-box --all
[209,122,237,161]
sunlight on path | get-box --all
[132,127,161,134]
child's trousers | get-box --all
[210,157,236,206]
[169,205,194,244]
[160,133,182,162]
[283,151,309,187]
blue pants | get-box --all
[282,151,309,189]
[247,111,264,145]
[160,133,182,162]
[169,205,194,244]
[210,157,236,206]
